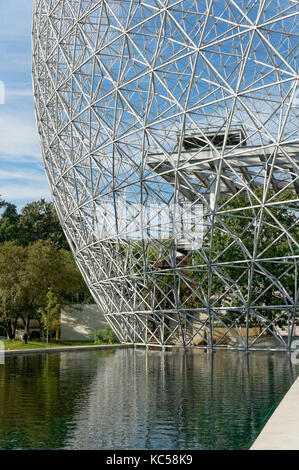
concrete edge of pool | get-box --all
[3,343,134,356]
[251,376,299,450]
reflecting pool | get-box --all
[0,349,298,450]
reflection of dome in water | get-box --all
[32,1,299,350]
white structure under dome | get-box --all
[32,0,299,350]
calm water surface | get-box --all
[0,349,298,450]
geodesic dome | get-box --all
[32,0,299,350]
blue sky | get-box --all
[0,0,50,211]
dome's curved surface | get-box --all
[32,0,299,350]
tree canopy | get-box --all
[19,199,69,249]
[0,240,87,339]
[0,195,93,339]
[0,243,27,339]
[0,198,68,249]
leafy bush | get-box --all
[94,327,119,345]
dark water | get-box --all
[0,349,298,450]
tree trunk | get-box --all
[24,317,30,335]
[6,321,15,340]
[12,317,18,339]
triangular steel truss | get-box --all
[32,0,299,350]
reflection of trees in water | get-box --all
[0,350,297,449]
[0,351,108,449]
[64,350,298,450]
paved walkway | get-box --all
[251,376,299,450]
[4,343,133,356]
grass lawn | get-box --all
[2,339,95,350]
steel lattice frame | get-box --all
[32,0,299,351]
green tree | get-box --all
[0,202,20,243]
[0,240,87,339]
[18,199,68,249]
[23,240,84,328]
[62,249,93,303]
[0,243,27,339]
[38,290,61,346]
[94,327,119,345]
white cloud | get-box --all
[0,169,45,181]
[0,113,41,159]
[0,183,51,201]
[6,88,33,98]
